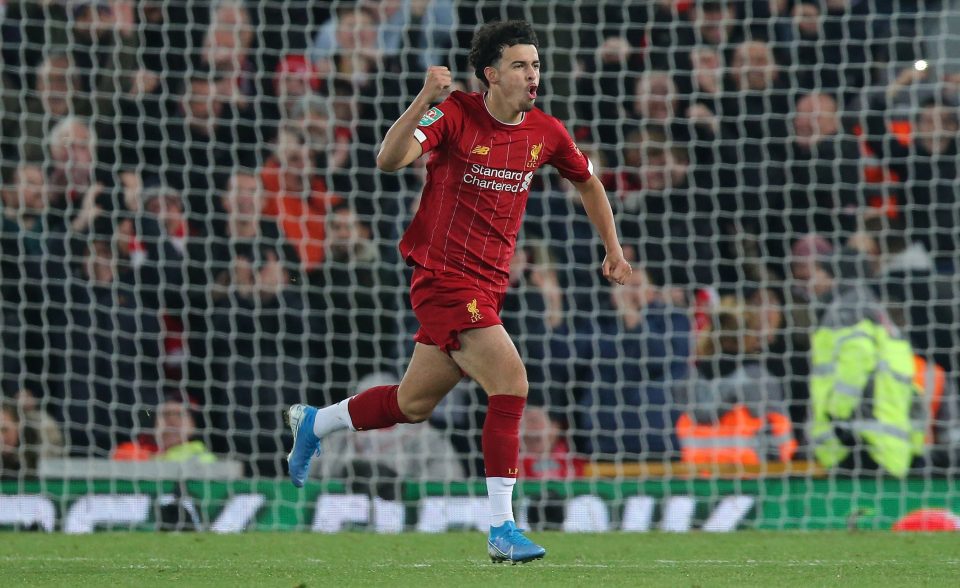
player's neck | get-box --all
[483,92,524,125]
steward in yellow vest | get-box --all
[809,282,922,477]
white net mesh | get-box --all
[1,0,959,532]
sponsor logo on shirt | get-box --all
[419,107,444,126]
[467,299,483,323]
[462,163,533,193]
[526,142,543,168]
[471,145,491,155]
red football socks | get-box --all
[482,394,527,478]
[347,385,411,431]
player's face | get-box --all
[489,44,540,113]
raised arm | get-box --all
[376,66,452,172]
[570,175,632,285]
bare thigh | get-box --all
[452,325,528,398]
[396,342,464,422]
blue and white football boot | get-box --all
[284,404,321,488]
[487,521,546,564]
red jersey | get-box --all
[399,91,593,292]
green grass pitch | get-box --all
[2,532,956,587]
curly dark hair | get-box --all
[468,20,539,87]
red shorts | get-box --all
[410,266,506,354]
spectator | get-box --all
[573,36,634,166]
[767,92,862,256]
[690,0,742,51]
[631,67,724,191]
[261,126,343,274]
[204,209,307,476]
[200,0,256,107]
[162,67,258,223]
[136,183,191,374]
[140,184,189,259]
[632,70,678,125]
[47,222,164,455]
[318,5,382,93]
[713,39,792,256]
[575,264,691,458]
[184,171,285,305]
[502,243,566,406]
[683,46,724,129]
[774,1,871,99]
[262,54,322,138]
[619,127,716,289]
[520,406,585,480]
[106,1,195,184]
[798,237,924,477]
[0,391,63,478]
[87,203,169,311]
[526,182,608,313]
[721,39,791,146]
[846,216,959,374]
[0,161,78,394]
[17,53,90,162]
[1,402,33,478]
[294,95,352,190]
[644,1,691,71]
[182,170,289,383]
[601,129,642,200]
[777,233,839,431]
[0,162,46,306]
[111,0,191,86]
[112,399,216,463]
[651,1,744,72]
[311,0,455,71]
[14,389,65,459]
[64,1,122,99]
[311,204,400,403]
[674,290,797,465]
[0,1,70,87]
[45,116,99,211]
[314,4,405,210]
[863,67,960,264]
[519,405,585,530]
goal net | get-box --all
[1,0,959,532]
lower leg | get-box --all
[311,384,408,437]
[312,343,462,437]
[451,327,530,528]
[347,385,409,431]
[483,394,527,527]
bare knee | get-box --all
[397,394,437,423]
[484,365,529,398]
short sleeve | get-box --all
[548,120,594,183]
[413,93,463,154]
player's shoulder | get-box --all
[527,108,573,139]
[423,91,480,126]
[441,90,483,111]
[449,90,483,104]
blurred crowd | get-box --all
[1,0,958,479]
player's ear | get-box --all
[484,65,498,85]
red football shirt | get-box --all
[398,91,593,292]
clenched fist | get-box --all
[602,249,633,286]
[419,66,453,104]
